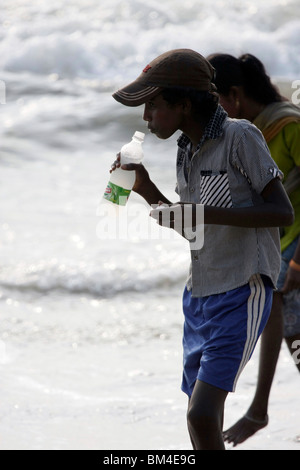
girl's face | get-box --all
[218,94,239,119]
[143,93,186,139]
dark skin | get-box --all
[110,93,294,450]
[215,86,300,447]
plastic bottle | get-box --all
[103,131,145,206]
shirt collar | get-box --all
[177,105,228,151]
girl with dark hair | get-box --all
[208,52,300,447]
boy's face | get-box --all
[143,93,186,140]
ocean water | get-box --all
[0,0,300,450]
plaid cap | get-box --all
[113,49,216,107]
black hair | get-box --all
[161,87,219,127]
[207,53,282,105]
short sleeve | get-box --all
[232,123,283,194]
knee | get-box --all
[187,403,222,450]
[186,382,227,449]
[187,402,218,433]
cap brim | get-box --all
[112,81,162,107]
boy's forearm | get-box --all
[203,178,294,229]
[135,179,172,206]
[203,204,293,228]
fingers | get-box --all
[109,153,142,173]
[109,153,121,173]
[150,203,183,232]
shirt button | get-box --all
[193,255,199,261]
[190,187,195,193]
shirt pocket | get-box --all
[200,170,233,207]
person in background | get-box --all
[208,52,300,447]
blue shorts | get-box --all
[277,236,300,338]
[181,274,273,396]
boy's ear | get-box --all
[182,98,192,115]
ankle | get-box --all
[246,405,268,422]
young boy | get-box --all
[111,49,294,450]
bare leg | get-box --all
[187,380,228,450]
[223,292,283,446]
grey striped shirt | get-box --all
[176,106,283,297]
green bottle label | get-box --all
[103,181,131,205]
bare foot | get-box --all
[223,413,269,447]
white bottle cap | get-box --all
[133,131,145,141]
